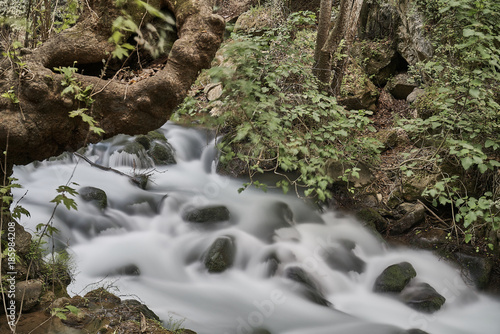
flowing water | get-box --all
[12,122,500,334]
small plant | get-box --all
[54,64,104,135]
[51,305,80,320]
[165,314,185,333]
[1,86,19,104]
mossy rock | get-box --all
[374,261,417,293]
[147,130,167,142]
[183,205,230,223]
[400,282,446,313]
[135,135,152,150]
[204,235,235,273]
[79,186,108,210]
[356,208,388,233]
[122,141,147,155]
[149,142,176,165]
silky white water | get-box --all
[12,123,500,334]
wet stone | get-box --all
[400,282,446,313]
[79,186,108,210]
[204,236,235,273]
[184,205,230,223]
[374,262,417,293]
[285,266,331,307]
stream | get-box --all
[12,122,500,334]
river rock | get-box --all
[79,186,107,210]
[285,266,331,307]
[204,236,235,273]
[400,282,446,313]
[149,142,176,165]
[390,203,426,235]
[454,252,493,289]
[356,208,388,233]
[183,205,231,223]
[322,241,366,274]
[15,279,43,312]
[251,201,294,242]
[374,262,417,293]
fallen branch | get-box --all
[73,152,150,189]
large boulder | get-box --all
[374,262,417,293]
[396,0,433,65]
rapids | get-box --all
[12,122,500,334]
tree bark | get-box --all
[0,0,225,166]
[314,0,363,94]
[313,0,333,65]
[330,0,363,94]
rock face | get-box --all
[396,0,434,65]
[183,205,231,223]
[204,235,236,273]
[374,262,416,293]
[15,279,43,312]
[79,186,108,210]
[401,282,446,313]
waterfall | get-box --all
[12,122,500,334]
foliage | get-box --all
[400,0,500,243]
[51,304,79,320]
[53,0,81,33]
[109,0,176,60]
[175,11,381,201]
[54,64,104,135]
[1,86,19,104]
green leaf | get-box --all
[469,88,480,98]
[65,305,79,315]
[461,157,474,170]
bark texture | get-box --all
[0,0,224,165]
[314,0,364,94]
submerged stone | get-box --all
[400,282,446,313]
[285,266,331,307]
[79,186,107,210]
[374,262,417,293]
[183,205,231,223]
[204,236,235,273]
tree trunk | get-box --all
[313,0,333,65]
[314,0,363,94]
[0,0,225,166]
[330,0,363,95]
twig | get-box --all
[417,199,448,227]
